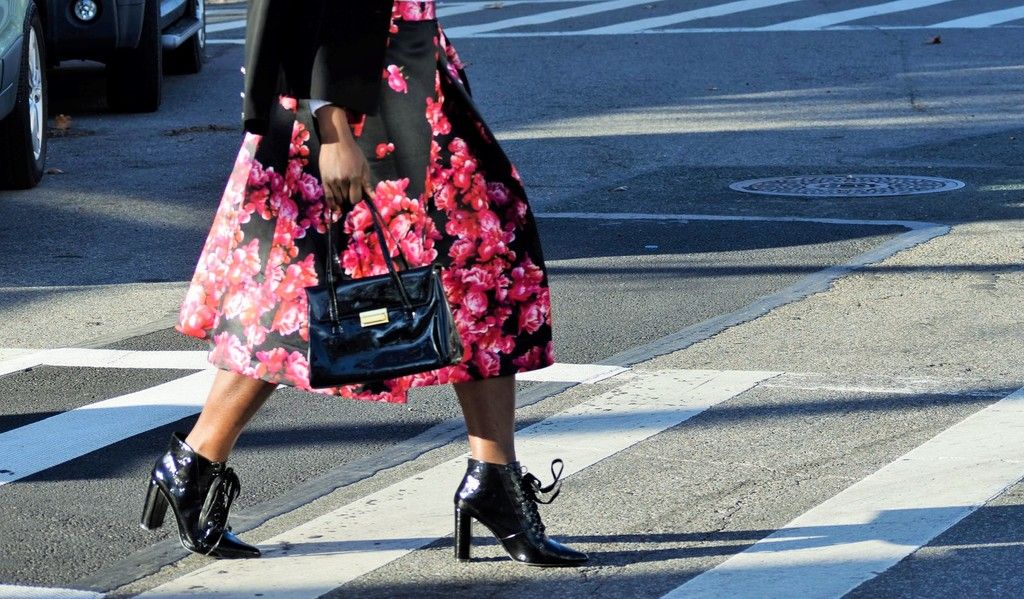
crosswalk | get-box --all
[4,210,994,597]
[3,359,1022,597]
[0,349,624,488]
[205,0,1024,40]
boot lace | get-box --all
[199,467,241,553]
[516,459,565,538]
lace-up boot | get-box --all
[140,433,261,559]
[453,458,587,566]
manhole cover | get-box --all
[729,175,965,197]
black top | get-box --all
[242,0,394,134]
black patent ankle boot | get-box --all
[453,458,587,566]
[140,433,260,559]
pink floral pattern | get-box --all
[385,65,409,94]
[393,1,436,22]
[177,6,553,403]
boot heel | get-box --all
[454,507,471,561]
[140,481,168,530]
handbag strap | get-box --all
[324,198,415,323]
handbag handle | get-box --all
[323,198,415,324]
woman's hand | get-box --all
[317,105,375,215]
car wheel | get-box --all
[106,0,161,113]
[166,0,206,74]
[0,3,48,189]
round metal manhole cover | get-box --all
[729,174,965,197]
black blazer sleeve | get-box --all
[242,0,392,135]
[241,0,288,135]
[310,2,393,114]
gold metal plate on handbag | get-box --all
[359,308,390,327]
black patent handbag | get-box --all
[305,199,463,388]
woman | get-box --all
[138,0,587,567]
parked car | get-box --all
[46,0,207,112]
[0,0,205,189]
[0,0,47,189]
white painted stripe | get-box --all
[206,22,1024,45]
[445,24,1024,36]
[0,349,50,377]
[37,348,211,370]
[437,3,506,18]
[0,585,102,598]
[201,1,640,36]
[517,362,627,383]
[0,350,626,486]
[206,18,247,33]
[580,0,805,34]
[930,5,1024,28]
[661,386,1024,599]
[0,371,214,486]
[0,348,210,373]
[439,0,617,19]
[140,369,776,598]
[442,0,599,3]
[443,0,666,37]
[0,348,35,361]
[0,346,626,383]
[762,0,955,31]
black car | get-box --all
[47,0,206,112]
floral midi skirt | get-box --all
[176,11,554,403]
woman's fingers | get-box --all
[361,172,376,201]
[348,179,363,205]
[323,179,342,212]
[317,140,374,212]
[361,163,376,200]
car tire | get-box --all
[0,3,48,190]
[165,0,206,75]
[106,0,161,113]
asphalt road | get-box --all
[1,1,1023,597]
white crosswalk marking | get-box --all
[661,386,1024,599]
[931,4,1024,27]
[0,371,215,486]
[761,0,956,31]
[0,586,101,599]
[580,0,806,34]
[138,369,776,598]
[0,348,212,372]
[443,0,667,37]
[0,347,624,382]
[206,19,247,33]
[0,350,627,487]
[202,0,613,27]
[204,0,1024,40]
[436,4,495,17]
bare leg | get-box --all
[185,369,277,462]
[453,375,516,464]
